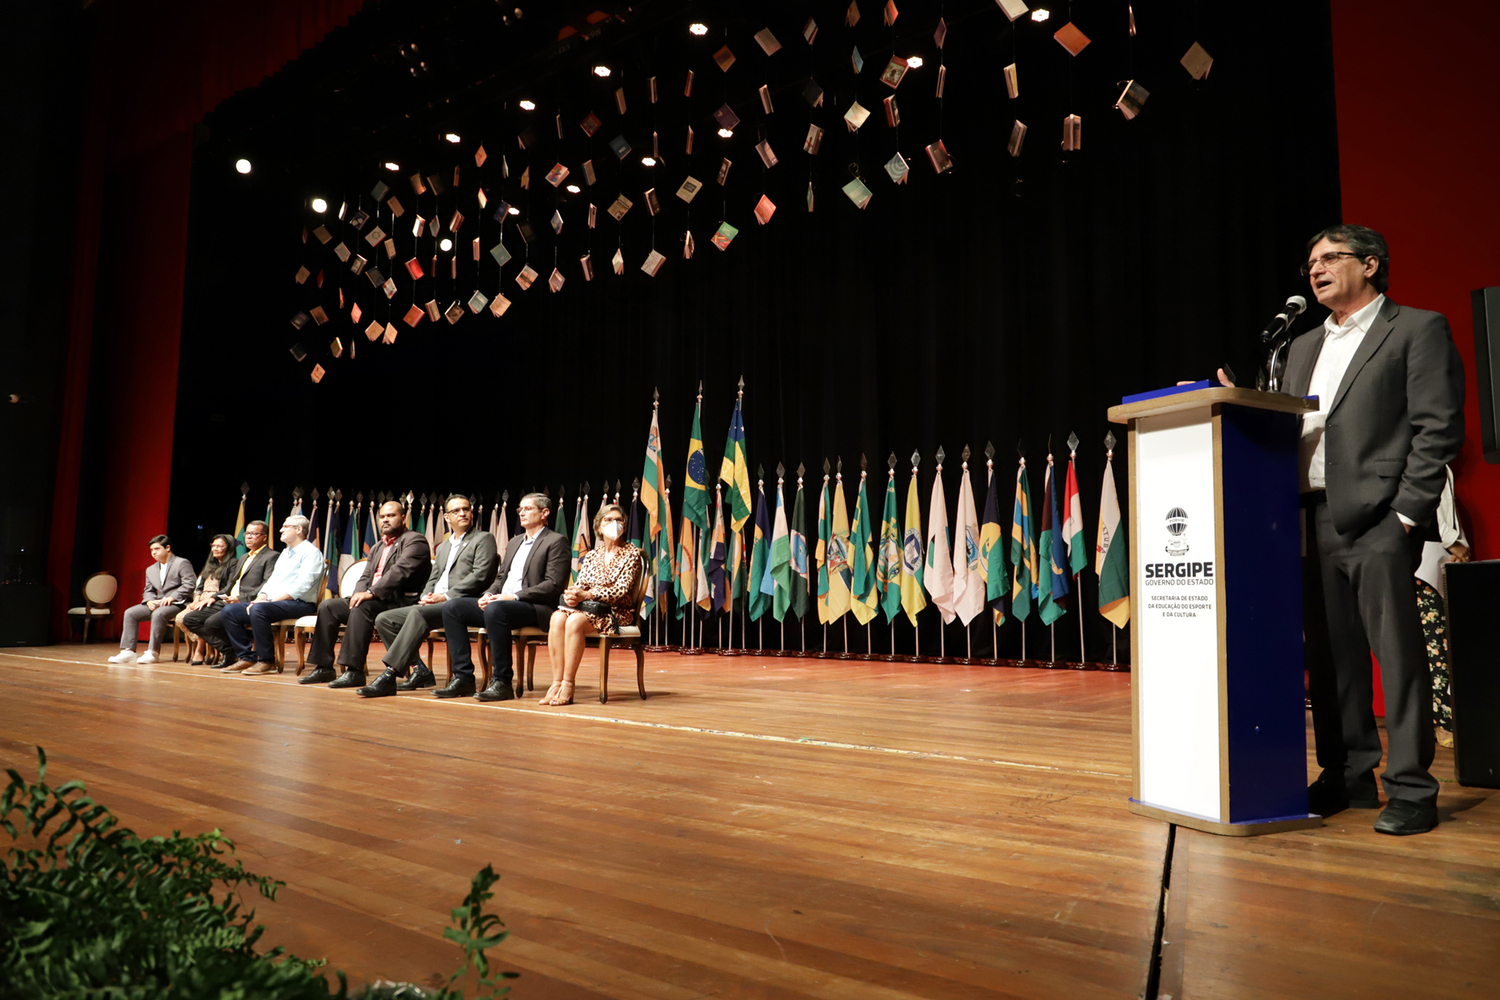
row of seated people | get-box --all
[109,494,641,706]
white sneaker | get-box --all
[108,650,138,663]
[137,651,159,665]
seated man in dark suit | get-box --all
[185,521,277,666]
[438,492,569,700]
[295,499,431,687]
[358,494,499,698]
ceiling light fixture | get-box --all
[906,56,924,69]
[310,197,328,213]
[641,156,657,167]
[444,132,462,143]
[439,238,453,252]
[565,184,581,193]
[234,158,252,174]
[717,127,733,138]
[689,23,708,36]
[518,99,536,110]
[383,161,400,171]
[1031,9,1051,22]
[592,65,611,77]
[507,206,520,215]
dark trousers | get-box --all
[376,603,446,672]
[306,595,410,671]
[1309,501,1436,805]
[193,603,241,657]
[440,597,545,685]
[219,599,317,663]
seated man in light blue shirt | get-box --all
[219,515,325,671]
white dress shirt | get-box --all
[1300,294,1384,492]
[158,560,172,590]
[434,531,468,596]
[499,532,539,596]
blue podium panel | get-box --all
[1109,388,1321,836]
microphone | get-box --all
[1260,295,1308,343]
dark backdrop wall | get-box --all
[163,0,1341,660]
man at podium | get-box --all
[1223,225,1464,835]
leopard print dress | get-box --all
[566,546,642,635]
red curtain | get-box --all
[48,0,368,636]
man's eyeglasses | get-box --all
[1300,251,1365,276]
[445,506,473,516]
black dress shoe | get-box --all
[299,666,337,685]
[434,677,476,698]
[358,669,399,698]
[1374,799,1438,836]
[396,664,436,691]
[475,680,516,703]
[328,669,367,690]
[1347,783,1382,809]
[1307,776,1350,817]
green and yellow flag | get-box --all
[815,474,831,624]
[878,467,903,623]
[827,474,852,623]
[980,464,1006,624]
[850,472,879,625]
[233,490,248,557]
[719,395,752,532]
[1010,462,1039,622]
[899,467,927,626]
[1097,451,1131,628]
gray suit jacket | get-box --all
[141,555,196,605]
[482,528,570,612]
[423,530,499,598]
[1282,297,1464,537]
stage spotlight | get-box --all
[310,197,328,213]
[383,161,400,171]
[593,65,611,77]
[641,156,656,166]
[234,158,252,174]
[565,184,581,193]
[507,206,520,215]
[717,127,733,138]
[1031,9,1051,22]
[444,132,462,143]
[907,56,924,68]
[689,23,708,36]
[519,99,536,110]
[439,237,453,252]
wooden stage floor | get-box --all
[2,644,1496,998]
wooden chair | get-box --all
[517,551,651,704]
[265,561,338,673]
[67,572,117,642]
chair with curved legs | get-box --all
[67,573,118,643]
[520,551,651,704]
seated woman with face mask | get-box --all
[540,503,643,706]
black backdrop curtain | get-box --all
[169,0,1340,660]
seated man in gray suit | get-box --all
[109,534,195,665]
[184,521,278,666]
[438,492,569,700]
[358,494,499,698]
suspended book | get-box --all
[371,180,390,202]
[472,237,480,261]
[406,258,425,280]
[551,209,564,234]
[588,204,597,228]
[310,364,325,384]
[683,229,695,258]
[804,125,824,155]
[1005,63,1019,99]
[934,17,947,48]
[714,104,740,132]
[364,319,384,341]
[884,1,899,26]
[844,101,871,131]
[364,226,386,247]
[382,278,397,299]
[717,158,732,185]
[289,342,308,361]
[515,265,539,290]
[1054,22,1090,56]
[409,173,426,195]
[424,300,441,322]
[387,196,404,217]
[447,210,464,233]
[477,189,488,210]
[427,217,440,237]
[1181,42,1213,80]
[329,336,343,359]
[642,249,666,276]
[290,311,310,330]
[1061,114,1081,151]
[650,76,658,103]
[382,322,397,344]
[310,306,330,325]
[583,160,596,185]
[997,0,1029,22]
[803,18,818,44]
[754,194,776,224]
[803,79,824,108]
[468,290,489,314]
[517,128,535,149]
[846,1,860,27]
[350,302,362,323]
[759,84,774,114]
[549,268,566,292]
[312,225,332,244]
[885,153,910,184]
[852,46,865,74]
[685,69,694,96]
[925,139,953,173]
[843,177,873,209]
[384,239,396,259]
[350,255,367,276]
[490,293,512,317]
[936,64,946,98]
[612,247,624,274]
[713,46,736,72]
[545,163,569,187]
[445,301,464,324]
[712,221,738,250]
[1115,80,1149,119]
[403,304,425,327]
[755,140,778,168]
[475,145,487,167]
[519,166,530,189]
[333,242,351,262]
[609,135,632,160]
[615,87,627,115]
[884,95,900,126]
[426,173,445,195]
[608,194,633,220]
[412,215,426,237]
[754,27,781,55]
[677,176,703,202]
[490,242,511,267]
[880,57,909,89]
[581,112,602,136]
[348,209,370,231]
[645,188,661,216]
[686,126,694,154]
[580,254,594,281]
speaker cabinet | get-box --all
[1473,287,1500,465]
[1446,559,1500,787]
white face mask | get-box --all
[600,521,622,540]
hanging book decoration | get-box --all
[804,125,824,154]
[717,158,732,185]
[403,304,425,327]
[642,249,666,276]
[545,163,570,187]
[754,195,776,224]
[843,177,873,208]
[611,248,625,274]
[468,290,489,314]
[515,265,539,290]
[424,300,441,322]
[1061,114,1082,151]
[754,28,781,56]
[1115,81,1149,119]
[880,57,909,89]
[712,222,739,250]
[844,101,870,131]
[885,153,910,184]
[676,176,703,202]
[549,268,566,293]
[925,139,953,173]
[489,294,512,318]
[580,254,594,280]
[444,302,464,325]
[1005,64,1019,99]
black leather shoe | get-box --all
[358,669,399,698]
[328,669,366,690]
[1347,783,1382,810]
[1374,799,1438,836]
[475,680,516,703]
[1307,776,1350,817]
[396,664,436,691]
[299,666,336,685]
[434,677,476,698]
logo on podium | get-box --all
[1164,507,1190,556]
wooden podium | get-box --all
[1107,386,1322,835]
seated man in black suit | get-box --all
[437,492,569,700]
[191,521,278,667]
[358,494,499,698]
[295,499,431,687]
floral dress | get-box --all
[1417,581,1451,730]
[566,546,642,635]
